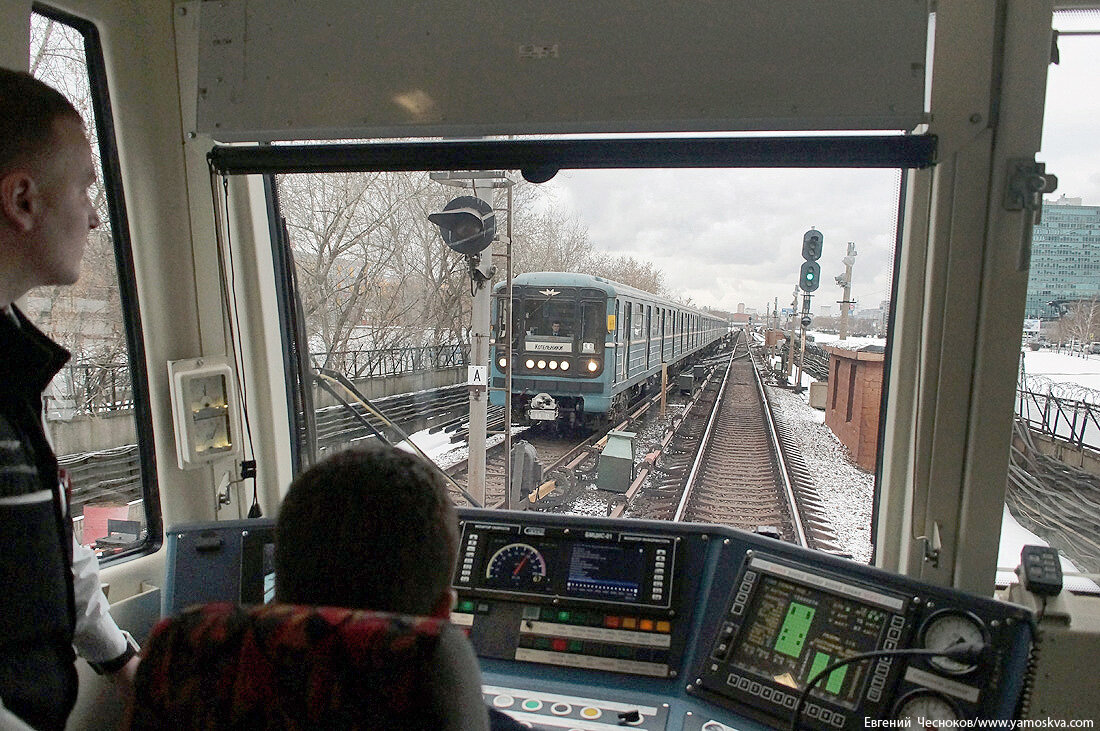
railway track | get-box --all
[603,333,842,552]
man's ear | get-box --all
[0,171,38,233]
[429,588,457,619]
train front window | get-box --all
[26,7,158,561]
[521,297,576,340]
[259,150,906,559]
[579,301,605,356]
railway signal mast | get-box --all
[428,174,514,506]
[796,229,823,391]
[836,242,858,340]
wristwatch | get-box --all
[88,631,139,675]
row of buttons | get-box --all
[866,658,893,703]
[522,606,672,633]
[518,634,669,664]
[458,534,480,583]
[490,695,605,720]
[730,572,758,617]
[652,548,668,602]
[725,673,844,729]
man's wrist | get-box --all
[87,631,139,675]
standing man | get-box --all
[0,67,139,730]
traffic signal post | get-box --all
[428,173,515,507]
[795,229,823,391]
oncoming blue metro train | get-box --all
[490,272,729,426]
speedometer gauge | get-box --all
[486,543,548,587]
[919,610,988,675]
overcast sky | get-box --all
[534,17,1099,318]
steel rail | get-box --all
[749,347,809,548]
[672,350,735,523]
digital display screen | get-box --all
[566,543,644,601]
[457,523,673,608]
[727,574,888,710]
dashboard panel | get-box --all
[164,509,1034,731]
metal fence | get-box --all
[1016,388,1100,451]
[313,344,469,379]
[46,344,469,418]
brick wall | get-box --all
[823,346,885,472]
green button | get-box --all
[534,637,552,650]
[522,699,543,711]
[458,600,475,613]
[557,611,571,622]
[568,640,583,653]
[541,608,556,621]
[571,611,587,625]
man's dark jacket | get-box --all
[0,305,77,730]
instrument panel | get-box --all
[164,510,1036,731]
[454,509,1035,731]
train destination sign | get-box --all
[526,341,573,353]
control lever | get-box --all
[617,709,641,725]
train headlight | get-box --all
[525,359,535,369]
[497,357,507,369]
[559,360,570,371]
[537,360,547,369]
[548,360,558,370]
[587,360,599,372]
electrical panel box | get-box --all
[168,357,242,470]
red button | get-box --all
[604,616,621,629]
[552,638,568,652]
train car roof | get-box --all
[494,272,724,320]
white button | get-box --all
[493,695,515,708]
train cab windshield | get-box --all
[511,288,605,356]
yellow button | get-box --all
[656,620,672,633]
[581,707,602,719]
[622,617,638,630]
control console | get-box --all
[452,518,696,679]
[164,510,1036,731]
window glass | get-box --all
[1005,15,1100,588]
[580,301,605,355]
[273,163,898,563]
[30,9,154,558]
[521,297,575,340]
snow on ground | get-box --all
[1022,348,1100,400]
[767,385,874,564]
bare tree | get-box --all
[587,253,666,294]
[1059,296,1100,347]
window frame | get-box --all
[32,3,162,561]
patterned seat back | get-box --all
[129,602,489,731]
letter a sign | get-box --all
[468,365,488,392]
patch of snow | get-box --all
[767,386,874,563]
